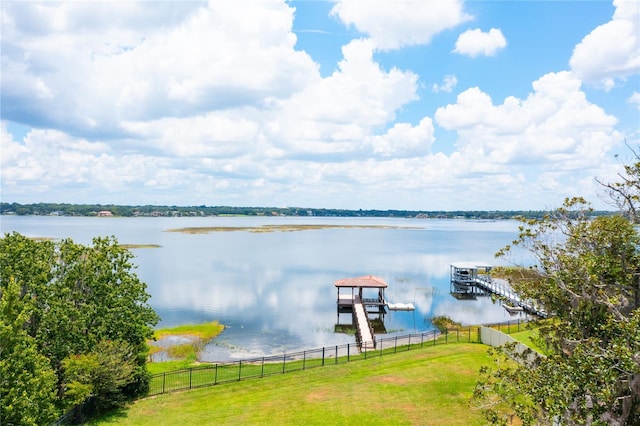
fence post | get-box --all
[407,334,411,351]
[162,372,166,394]
[380,338,383,357]
[322,347,325,366]
[335,346,338,364]
[445,329,448,344]
[261,357,265,377]
[303,351,306,370]
[421,332,424,348]
[215,363,218,385]
[433,329,436,346]
[282,354,286,373]
[238,361,242,381]
[347,343,350,362]
[457,328,459,342]
[394,336,398,353]
[189,368,193,390]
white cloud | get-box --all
[570,0,640,89]
[330,0,471,50]
[453,28,507,57]
[1,1,318,136]
[0,123,28,168]
[432,75,458,93]
[367,118,435,157]
[1,128,112,189]
[435,71,620,171]
[629,92,640,109]
[270,38,419,155]
[122,112,261,158]
[0,1,633,211]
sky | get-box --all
[1,0,639,211]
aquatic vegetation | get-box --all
[165,224,418,234]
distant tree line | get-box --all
[0,202,613,220]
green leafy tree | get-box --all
[0,233,159,413]
[0,278,58,425]
[475,193,640,424]
[62,339,137,412]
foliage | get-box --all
[153,321,224,341]
[431,315,462,333]
[63,340,137,412]
[596,143,640,223]
[476,194,640,425]
[0,201,613,220]
[0,278,59,425]
[0,233,159,418]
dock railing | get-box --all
[146,318,529,397]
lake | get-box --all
[0,215,528,361]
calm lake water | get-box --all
[1,215,529,361]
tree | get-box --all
[596,143,640,224]
[0,233,159,414]
[474,193,640,423]
[62,339,137,412]
[0,278,58,425]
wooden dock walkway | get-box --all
[450,263,547,318]
[469,276,547,318]
[353,296,376,350]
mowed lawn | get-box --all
[93,343,490,425]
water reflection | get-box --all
[1,216,527,361]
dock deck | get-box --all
[353,296,376,350]
[450,263,547,318]
[335,275,387,351]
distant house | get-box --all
[97,211,113,217]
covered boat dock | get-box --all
[335,275,388,350]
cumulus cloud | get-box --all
[453,28,507,57]
[435,71,619,169]
[271,38,419,156]
[330,0,471,50]
[432,75,458,93]
[366,118,435,157]
[0,1,633,210]
[0,1,318,137]
[570,0,640,89]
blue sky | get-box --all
[1,0,638,210]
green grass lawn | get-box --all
[509,328,550,355]
[93,343,490,425]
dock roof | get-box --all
[450,262,492,270]
[334,275,388,288]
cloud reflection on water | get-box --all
[2,216,526,360]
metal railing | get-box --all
[52,319,529,424]
[147,324,500,397]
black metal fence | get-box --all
[51,319,527,424]
[147,323,505,397]
[49,397,95,426]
